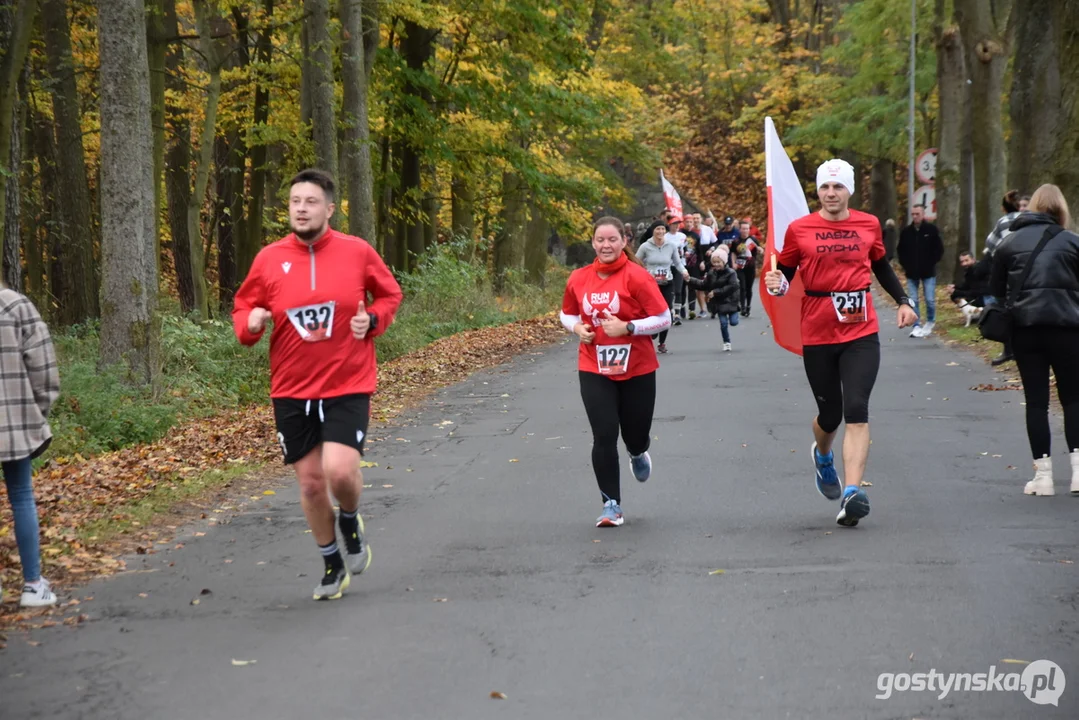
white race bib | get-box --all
[596,344,632,376]
[831,291,867,324]
[287,301,336,341]
[652,267,670,283]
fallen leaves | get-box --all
[231,659,257,666]
[708,569,726,576]
[970,383,1021,392]
[490,692,507,700]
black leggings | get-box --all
[579,370,656,503]
[1012,326,1079,459]
[738,266,756,310]
[655,282,674,344]
[802,334,880,433]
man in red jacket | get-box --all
[232,168,403,600]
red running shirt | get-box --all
[562,261,670,380]
[232,229,403,399]
[777,209,886,347]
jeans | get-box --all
[3,457,42,582]
[719,311,740,343]
[906,276,937,323]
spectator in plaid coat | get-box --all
[1,282,60,607]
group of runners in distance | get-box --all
[229,158,916,599]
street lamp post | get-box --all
[907,0,916,224]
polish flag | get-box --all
[660,171,684,218]
[759,117,809,356]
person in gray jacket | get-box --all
[636,224,689,353]
[1,282,60,607]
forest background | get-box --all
[0,0,1077,479]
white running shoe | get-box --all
[1024,456,1055,496]
[723,342,732,352]
[1070,450,1079,495]
[21,578,58,608]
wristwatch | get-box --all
[368,312,379,331]
[625,322,636,335]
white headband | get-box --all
[816,159,856,196]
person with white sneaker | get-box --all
[897,204,943,338]
[988,184,1079,497]
[1,281,61,608]
[562,217,672,527]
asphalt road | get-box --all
[2,302,1077,720]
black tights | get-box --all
[738,266,756,310]
[579,371,656,503]
[802,334,880,433]
[1012,326,1079,459]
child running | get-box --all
[687,245,741,352]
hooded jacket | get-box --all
[990,212,1079,328]
[687,265,741,315]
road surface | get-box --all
[3,304,1077,719]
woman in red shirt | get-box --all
[560,217,673,527]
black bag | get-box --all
[978,225,1063,342]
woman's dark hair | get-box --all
[290,168,336,202]
[593,215,644,266]
[1002,189,1021,214]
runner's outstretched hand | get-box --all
[574,321,596,345]
[599,309,629,338]
[351,301,372,339]
[247,308,272,334]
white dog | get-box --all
[956,299,983,327]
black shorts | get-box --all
[802,334,880,433]
[272,394,371,464]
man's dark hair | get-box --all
[290,168,335,202]
[959,250,973,259]
[913,204,926,210]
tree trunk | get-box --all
[0,0,39,261]
[163,0,193,313]
[242,0,273,278]
[3,79,22,291]
[42,0,99,323]
[340,0,376,242]
[147,0,166,262]
[936,7,967,284]
[1007,0,1059,195]
[30,105,59,307]
[304,0,337,182]
[422,170,437,251]
[214,134,240,307]
[451,171,475,241]
[524,200,548,286]
[869,158,898,256]
[493,171,526,291]
[396,20,435,268]
[956,0,1010,243]
[186,0,224,321]
[98,0,161,387]
[1049,0,1079,202]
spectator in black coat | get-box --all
[948,251,991,306]
[989,184,1079,497]
[897,204,944,337]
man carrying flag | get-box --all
[762,146,917,527]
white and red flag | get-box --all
[759,117,809,356]
[660,170,684,218]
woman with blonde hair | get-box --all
[0,280,60,605]
[990,184,1079,496]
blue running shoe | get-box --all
[836,486,870,527]
[811,442,842,500]
[630,451,652,483]
[596,499,624,527]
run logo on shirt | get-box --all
[582,291,621,326]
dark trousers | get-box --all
[1012,326,1079,458]
[579,371,657,503]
